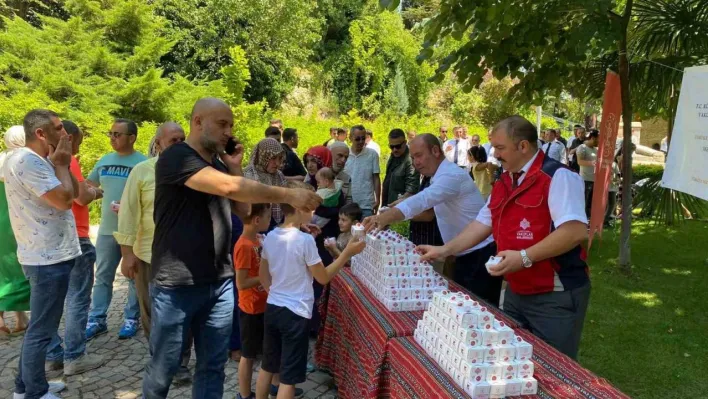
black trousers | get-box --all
[453,242,503,307]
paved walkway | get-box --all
[0,272,337,398]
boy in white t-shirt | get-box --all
[255,182,365,399]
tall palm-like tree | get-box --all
[574,0,708,228]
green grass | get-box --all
[579,220,708,398]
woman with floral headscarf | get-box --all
[244,138,287,229]
[0,126,30,337]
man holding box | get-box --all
[417,115,591,360]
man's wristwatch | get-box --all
[520,249,533,268]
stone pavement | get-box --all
[0,272,338,398]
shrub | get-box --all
[632,164,664,183]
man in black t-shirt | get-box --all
[281,128,307,181]
[142,98,321,399]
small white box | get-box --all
[505,378,522,397]
[452,308,478,328]
[385,299,402,312]
[382,255,396,267]
[453,370,466,388]
[397,266,410,278]
[410,288,424,300]
[382,266,397,278]
[463,380,491,399]
[489,380,506,399]
[400,289,412,301]
[439,314,451,329]
[477,309,495,330]
[486,363,504,382]
[458,328,482,347]
[383,277,399,289]
[401,300,414,311]
[459,345,485,364]
[500,362,518,380]
[382,287,400,300]
[436,337,446,354]
[423,277,435,288]
[520,378,538,395]
[461,362,488,383]
[421,264,434,277]
[481,329,499,346]
[450,352,462,371]
[396,254,407,266]
[408,277,422,288]
[497,328,515,345]
[484,346,499,363]
[515,360,534,379]
[498,344,516,362]
[412,300,427,311]
[448,335,461,351]
[514,340,533,361]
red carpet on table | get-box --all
[315,268,628,399]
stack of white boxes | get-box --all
[413,291,538,398]
[350,229,449,312]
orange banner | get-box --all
[588,71,622,249]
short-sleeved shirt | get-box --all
[88,151,147,235]
[4,148,81,265]
[476,151,588,228]
[281,143,307,177]
[262,227,322,319]
[344,147,380,210]
[151,143,234,286]
[576,144,598,182]
[70,156,90,238]
[234,236,267,314]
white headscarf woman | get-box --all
[0,126,26,182]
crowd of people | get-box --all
[0,98,622,399]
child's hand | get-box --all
[324,238,337,250]
[342,237,366,257]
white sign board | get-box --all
[661,65,708,201]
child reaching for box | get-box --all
[256,181,365,399]
[310,167,343,228]
[324,202,363,260]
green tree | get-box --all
[153,0,322,109]
[396,0,708,268]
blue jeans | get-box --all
[89,234,139,324]
[361,209,373,218]
[47,238,96,362]
[142,278,234,399]
[15,259,75,399]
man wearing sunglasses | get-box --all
[344,125,380,218]
[381,129,419,207]
[86,118,147,341]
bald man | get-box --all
[142,98,321,399]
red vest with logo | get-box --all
[489,151,588,295]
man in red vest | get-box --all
[419,115,591,359]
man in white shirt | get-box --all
[443,126,470,169]
[365,129,381,157]
[6,109,82,398]
[416,116,590,360]
[362,134,502,306]
[542,129,568,164]
[345,125,381,217]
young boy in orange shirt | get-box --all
[234,203,272,399]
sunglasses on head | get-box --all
[389,143,405,150]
